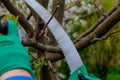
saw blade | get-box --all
[25,0,83,73]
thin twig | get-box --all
[47,58,61,79]
[27,12,32,20]
[65,1,81,10]
[93,29,120,41]
[47,59,56,74]
[43,5,60,31]
[93,2,107,17]
[29,52,38,60]
[37,5,60,39]
[74,2,120,43]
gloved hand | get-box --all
[69,65,100,80]
[0,20,33,76]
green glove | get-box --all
[0,20,33,76]
[69,65,101,80]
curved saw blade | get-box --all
[25,0,83,73]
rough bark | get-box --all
[44,0,65,80]
[52,0,65,24]
[74,3,120,43]
[2,0,34,37]
[76,5,120,51]
[28,0,55,80]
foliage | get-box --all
[101,0,115,11]
[107,67,120,80]
[57,60,70,80]
[3,14,19,23]
[31,56,48,78]
[28,47,48,79]
[1,0,120,80]
[107,74,120,80]
[63,0,120,80]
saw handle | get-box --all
[0,20,22,41]
[0,20,8,35]
[0,14,8,35]
[78,72,88,80]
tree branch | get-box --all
[74,2,120,43]
[4,0,119,62]
[93,29,120,41]
[22,38,62,53]
[27,12,32,20]
[22,3,120,62]
[37,6,60,39]
[52,0,65,24]
[75,5,120,51]
[65,1,81,10]
[93,2,107,17]
[2,0,34,37]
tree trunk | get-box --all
[33,0,55,80]
[40,0,66,80]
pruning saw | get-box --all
[25,0,100,80]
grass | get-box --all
[107,74,120,80]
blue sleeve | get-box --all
[5,76,35,80]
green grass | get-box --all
[107,74,120,80]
